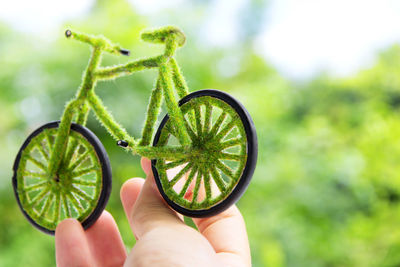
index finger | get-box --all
[55,219,94,267]
[193,205,251,266]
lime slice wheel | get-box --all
[152,89,257,217]
[12,121,111,235]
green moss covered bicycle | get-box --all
[12,26,257,235]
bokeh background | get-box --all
[1,0,400,266]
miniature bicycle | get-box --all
[12,26,257,235]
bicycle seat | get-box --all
[141,26,186,47]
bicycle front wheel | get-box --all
[12,121,111,234]
[152,89,257,217]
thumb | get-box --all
[122,157,185,239]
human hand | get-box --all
[55,157,251,266]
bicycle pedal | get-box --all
[119,49,130,56]
[117,140,129,147]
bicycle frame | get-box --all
[48,29,192,176]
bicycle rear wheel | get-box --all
[12,121,111,234]
[152,89,257,217]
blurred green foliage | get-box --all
[1,1,400,266]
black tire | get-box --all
[152,89,257,217]
[12,121,112,235]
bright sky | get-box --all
[255,0,400,78]
[0,0,94,33]
[1,0,400,79]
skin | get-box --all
[55,157,251,267]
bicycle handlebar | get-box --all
[65,26,185,57]
[65,29,130,56]
[140,26,186,47]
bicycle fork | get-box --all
[47,48,101,178]
[47,99,80,178]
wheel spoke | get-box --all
[191,170,202,204]
[68,150,90,172]
[215,160,235,179]
[183,117,197,140]
[168,162,193,187]
[186,108,196,130]
[61,193,71,217]
[203,103,212,135]
[219,137,245,150]
[71,185,93,202]
[29,186,50,208]
[178,165,198,198]
[26,155,47,171]
[164,158,189,170]
[71,178,97,187]
[70,166,99,178]
[216,152,245,161]
[215,119,236,141]
[194,105,202,136]
[53,190,61,223]
[39,192,53,217]
[209,166,227,194]
[66,191,84,213]
[43,129,53,150]
[22,181,48,192]
[209,112,227,137]
[203,169,212,201]
[22,170,47,179]
[34,139,49,161]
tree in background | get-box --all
[1,0,400,266]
